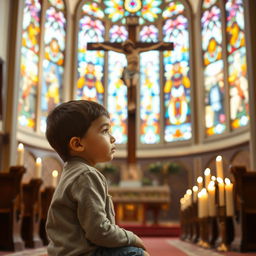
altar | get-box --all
[109,185,170,225]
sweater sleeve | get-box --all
[71,170,136,248]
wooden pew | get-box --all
[230,165,256,252]
[21,178,43,248]
[40,186,55,245]
[0,166,26,251]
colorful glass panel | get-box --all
[76,14,105,104]
[124,0,142,13]
[226,0,249,129]
[107,25,128,144]
[48,0,64,10]
[140,51,161,144]
[163,1,184,19]
[201,4,226,136]
[104,0,162,24]
[139,25,158,42]
[163,13,192,142]
[18,0,41,129]
[82,2,104,19]
[40,6,66,132]
[202,0,217,9]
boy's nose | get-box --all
[110,135,116,143]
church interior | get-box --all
[0,0,256,255]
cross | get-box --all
[87,16,173,182]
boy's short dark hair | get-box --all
[46,100,109,162]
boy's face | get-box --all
[78,115,116,166]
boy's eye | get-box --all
[102,128,109,134]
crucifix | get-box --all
[87,16,173,182]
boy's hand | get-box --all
[133,235,146,250]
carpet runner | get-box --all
[1,239,256,255]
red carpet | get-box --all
[120,224,180,237]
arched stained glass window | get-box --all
[76,0,193,145]
[163,2,192,142]
[226,0,249,129]
[201,0,248,137]
[201,1,225,136]
[18,0,67,132]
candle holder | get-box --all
[197,217,210,248]
[208,216,218,247]
[191,202,199,243]
[215,206,229,252]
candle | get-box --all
[201,188,209,217]
[217,177,225,206]
[216,156,224,179]
[225,178,234,216]
[186,189,192,206]
[204,168,211,188]
[208,181,216,216]
[35,157,42,178]
[17,143,24,165]
[197,176,203,191]
[52,170,59,187]
[211,176,216,182]
[198,191,203,218]
[192,186,198,202]
[180,198,185,211]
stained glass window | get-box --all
[18,0,67,132]
[201,2,226,136]
[18,0,41,129]
[163,5,192,142]
[201,0,248,137]
[226,0,249,129]
[76,0,193,145]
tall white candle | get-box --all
[197,176,203,191]
[217,177,225,206]
[204,168,211,189]
[216,156,224,179]
[35,157,42,178]
[192,186,198,202]
[225,178,234,216]
[198,191,203,218]
[201,188,209,217]
[52,170,59,187]
[208,181,216,216]
[17,143,24,165]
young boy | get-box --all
[45,100,150,256]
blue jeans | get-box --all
[93,246,144,256]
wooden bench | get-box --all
[21,178,43,248]
[230,165,256,252]
[0,166,26,251]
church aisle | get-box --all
[1,238,256,256]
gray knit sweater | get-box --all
[46,157,136,256]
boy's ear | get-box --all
[69,137,85,152]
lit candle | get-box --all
[52,170,59,187]
[225,178,234,216]
[192,186,198,202]
[17,143,24,165]
[35,157,42,178]
[204,168,211,188]
[180,198,185,211]
[217,177,225,206]
[211,176,216,182]
[208,181,216,216]
[198,191,203,218]
[186,189,192,206]
[216,156,224,179]
[201,188,209,217]
[197,176,203,191]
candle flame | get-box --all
[225,178,231,185]
[204,168,211,176]
[216,155,222,161]
[18,143,24,150]
[36,157,42,164]
[186,189,192,195]
[217,177,223,183]
[192,186,198,192]
[52,170,58,177]
[197,176,203,183]
[211,176,216,181]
